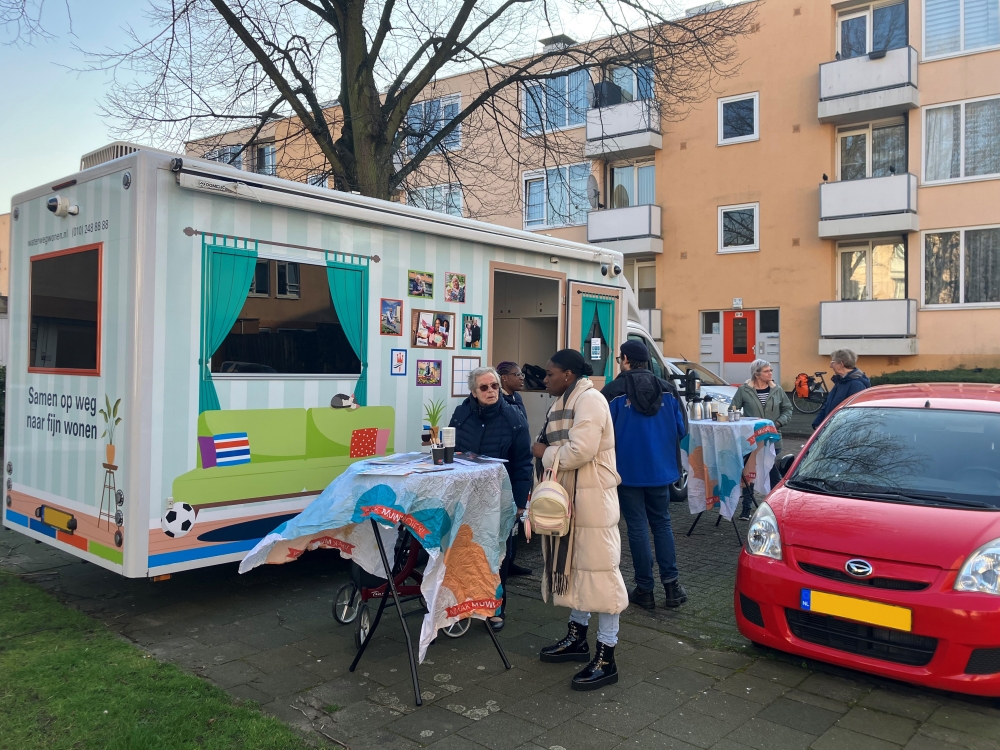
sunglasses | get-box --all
[478,382,500,392]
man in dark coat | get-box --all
[602,339,689,610]
[812,348,871,429]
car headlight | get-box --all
[955,538,1000,595]
[746,503,782,560]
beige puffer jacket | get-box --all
[541,379,629,615]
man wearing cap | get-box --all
[602,339,689,610]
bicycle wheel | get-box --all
[355,603,373,650]
[792,390,825,414]
[442,618,471,638]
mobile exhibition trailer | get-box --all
[3,145,630,578]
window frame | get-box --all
[275,261,301,300]
[248,259,271,298]
[837,1,909,58]
[306,174,328,188]
[204,144,243,169]
[922,0,1000,61]
[522,69,590,135]
[28,242,103,377]
[922,94,1000,185]
[717,92,760,146]
[609,65,654,102]
[717,202,761,254]
[521,163,592,230]
[607,159,656,209]
[406,94,462,157]
[837,240,908,301]
[836,117,907,181]
[253,142,277,176]
[921,223,1000,309]
[408,183,464,217]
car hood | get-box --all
[771,487,1000,570]
[702,385,737,402]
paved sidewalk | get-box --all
[4,515,1000,750]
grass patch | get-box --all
[869,367,1000,386]
[323,704,343,714]
[0,571,313,749]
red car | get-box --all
[735,383,1000,696]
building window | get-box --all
[406,95,461,157]
[610,66,654,102]
[718,92,759,145]
[249,260,270,297]
[254,143,276,176]
[276,262,301,299]
[524,71,590,134]
[609,162,655,208]
[924,226,1000,306]
[306,174,328,187]
[924,0,1000,59]
[409,184,463,217]
[924,96,1000,183]
[839,242,906,300]
[204,144,243,169]
[838,2,907,59]
[636,262,657,309]
[523,164,591,228]
[29,245,101,374]
[837,120,906,180]
[718,203,760,253]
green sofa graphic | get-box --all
[172,406,395,508]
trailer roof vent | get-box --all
[80,141,146,171]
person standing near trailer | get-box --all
[495,361,531,577]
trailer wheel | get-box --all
[355,604,373,650]
[442,618,471,638]
[114,530,123,548]
[333,583,359,624]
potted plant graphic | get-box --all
[423,399,446,445]
[100,396,122,466]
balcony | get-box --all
[818,299,918,356]
[818,173,918,240]
[818,46,919,125]
[584,100,662,160]
[587,204,662,256]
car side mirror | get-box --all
[777,454,796,478]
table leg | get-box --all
[482,619,512,670]
[730,518,744,546]
[686,512,704,537]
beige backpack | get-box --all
[528,452,572,537]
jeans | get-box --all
[569,610,620,647]
[618,484,679,591]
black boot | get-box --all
[664,580,688,608]
[629,587,655,611]
[571,641,618,691]
[540,621,590,663]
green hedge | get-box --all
[869,367,1000,386]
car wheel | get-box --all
[669,471,688,503]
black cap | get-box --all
[620,339,649,363]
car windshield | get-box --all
[674,361,729,387]
[789,407,1000,509]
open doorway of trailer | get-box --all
[489,262,566,441]
[566,281,623,392]
[699,309,780,385]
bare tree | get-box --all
[89,0,757,206]
[1,0,70,43]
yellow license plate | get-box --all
[800,589,912,632]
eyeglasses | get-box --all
[615,356,623,364]
[478,382,500,392]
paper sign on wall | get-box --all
[590,338,601,360]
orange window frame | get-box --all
[28,242,103,377]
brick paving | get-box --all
[4,457,1000,750]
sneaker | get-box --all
[664,580,688,608]
[739,509,753,521]
[539,621,590,663]
[571,641,618,691]
[628,587,655,611]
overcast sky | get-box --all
[0,0,710,210]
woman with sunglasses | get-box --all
[448,366,533,631]
[496,361,528,420]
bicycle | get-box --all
[792,371,830,414]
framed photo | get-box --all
[380,298,403,336]
[452,356,481,397]
[461,313,483,350]
[416,359,442,387]
[390,348,407,376]
[408,270,434,298]
[444,272,466,303]
[411,309,456,349]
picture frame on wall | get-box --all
[416,359,442,387]
[461,313,483,350]
[444,272,466,303]
[408,270,434,298]
[411,309,456,349]
[451,356,480,397]
[390,348,407,376]
[380,298,403,336]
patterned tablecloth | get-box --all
[240,458,516,662]
[681,419,781,521]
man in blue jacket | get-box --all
[812,348,871,429]
[602,340,689,610]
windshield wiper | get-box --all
[841,489,994,509]
[786,476,840,494]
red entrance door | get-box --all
[723,310,756,363]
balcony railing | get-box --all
[588,204,661,242]
[818,173,918,239]
[820,299,917,339]
[584,100,662,159]
[818,46,918,124]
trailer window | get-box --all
[29,245,101,374]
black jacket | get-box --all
[812,368,872,428]
[502,390,527,420]
[449,395,533,508]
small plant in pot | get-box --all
[100,395,122,466]
[423,399,446,445]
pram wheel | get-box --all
[355,603,373,649]
[442,618,471,638]
[333,583,359,624]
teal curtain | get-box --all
[595,299,615,380]
[327,263,369,405]
[200,242,257,413]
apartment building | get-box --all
[188,0,1000,385]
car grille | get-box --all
[799,562,929,591]
[740,593,765,628]
[966,648,1000,675]
[785,609,937,667]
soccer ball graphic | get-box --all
[161,503,197,538]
